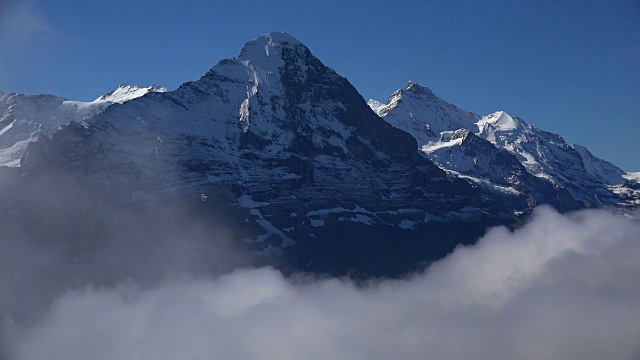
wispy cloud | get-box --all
[6,207,640,360]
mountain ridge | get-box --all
[2,32,638,277]
[370,81,638,208]
[0,84,167,167]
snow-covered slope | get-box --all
[474,110,630,204]
[624,172,640,182]
[371,83,638,207]
[368,82,479,146]
[570,144,626,185]
[0,85,166,167]
[95,85,167,103]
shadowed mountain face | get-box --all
[1,32,638,282]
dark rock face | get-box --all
[20,136,53,176]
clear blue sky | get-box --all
[1,0,638,170]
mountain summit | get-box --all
[369,81,480,144]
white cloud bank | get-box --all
[6,206,640,360]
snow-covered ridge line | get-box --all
[96,84,167,103]
[371,81,638,207]
[0,84,166,167]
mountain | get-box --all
[95,84,167,102]
[368,81,479,140]
[0,85,166,167]
[1,33,638,278]
[370,82,639,209]
[7,33,504,276]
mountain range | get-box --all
[1,32,638,277]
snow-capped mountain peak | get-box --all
[96,84,167,103]
[368,82,435,117]
[402,81,436,97]
[369,82,480,147]
[239,32,304,58]
[367,99,386,114]
[203,32,307,86]
[477,111,520,132]
[0,84,167,167]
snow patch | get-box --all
[310,219,325,227]
[424,213,444,223]
[367,99,386,115]
[0,138,30,167]
[240,195,295,250]
[0,120,16,136]
[238,194,269,208]
[96,85,167,103]
[350,214,375,226]
[398,219,416,230]
[624,172,640,182]
[422,136,463,154]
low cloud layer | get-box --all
[4,206,640,359]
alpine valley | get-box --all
[1,32,639,278]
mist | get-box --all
[3,206,640,359]
[0,163,255,359]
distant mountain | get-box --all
[370,82,639,208]
[95,84,167,102]
[0,85,166,167]
[1,33,638,278]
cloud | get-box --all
[5,206,640,360]
[0,163,254,360]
